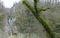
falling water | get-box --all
[4,17,18,38]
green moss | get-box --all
[23,0,59,38]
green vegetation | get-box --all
[0,0,60,38]
[22,0,60,38]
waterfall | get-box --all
[4,16,18,38]
[8,18,18,35]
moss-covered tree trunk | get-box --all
[22,0,59,38]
